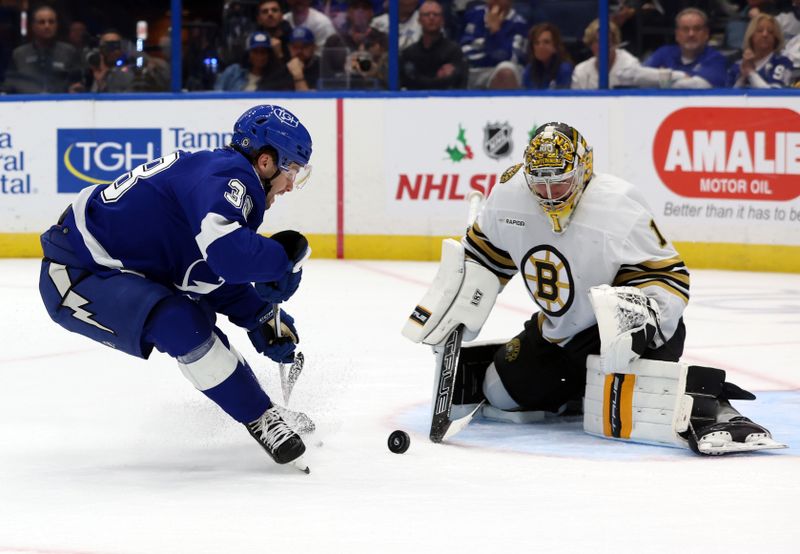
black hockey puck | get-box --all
[388,430,410,454]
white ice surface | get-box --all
[1,259,799,554]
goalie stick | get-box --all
[429,190,486,443]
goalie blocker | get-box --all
[402,238,501,442]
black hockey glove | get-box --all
[255,230,309,304]
[248,306,299,364]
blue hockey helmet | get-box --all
[232,105,313,171]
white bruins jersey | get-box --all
[462,165,689,346]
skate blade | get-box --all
[291,456,310,474]
[698,436,788,455]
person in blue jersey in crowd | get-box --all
[460,0,528,89]
[644,7,729,88]
[522,23,573,90]
[728,12,793,87]
[38,105,314,472]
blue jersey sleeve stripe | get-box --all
[196,212,243,258]
[72,184,124,270]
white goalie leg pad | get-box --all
[177,333,245,391]
[402,238,500,346]
[583,355,693,448]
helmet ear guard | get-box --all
[524,122,593,234]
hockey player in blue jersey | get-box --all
[39,105,314,472]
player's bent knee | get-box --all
[144,295,214,358]
[177,332,244,391]
[483,363,521,411]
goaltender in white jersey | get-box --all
[405,121,784,455]
[468,167,688,347]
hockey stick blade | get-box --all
[430,326,464,443]
[284,351,305,402]
[442,400,486,441]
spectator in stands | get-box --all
[399,0,467,89]
[461,0,528,89]
[644,8,729,88]
[284,0,336,48]
[610,0,674,57]
[219,0,258,67]
[371,0,422,51]
[1,4,82,94]
[257,0,293,61]
[84,30,170,93]
[728,12,793,87]
[286,26,320,90]
[571,19,643,89]
[776,0,800,38]
[67,21,90,55]
[571,17,692,90]
[346,22,389,88]
[322,0,388,88]
[522,22,573,89]
[782,28,800,68]
[215,31,293,91]
[321,0,384,33]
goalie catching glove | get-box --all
[248,306,298,363]
[589,285,665,374]
[255,230,311,304]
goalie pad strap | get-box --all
[402,239,501,346]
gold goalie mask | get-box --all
[523,122,594,234]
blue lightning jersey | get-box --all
[61,147,289,326]
[644,45,728,87]
[726,52,793,88]
[461,6,528,68]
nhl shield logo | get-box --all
[483,122,513,159]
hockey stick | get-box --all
[431,325,485,442]
[271,246,312,404]
[274,305,307,405]
[272,306,315,435]
[274,305,290,403]
[429,191,486,443]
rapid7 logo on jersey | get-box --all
[57,128,162,193]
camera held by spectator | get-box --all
[351,50,373,73]
[85,39,127,72]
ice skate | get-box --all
[246,405,309,473]
[688,416,787,456]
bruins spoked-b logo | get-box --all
[483,122,513,160]
[504,338,521,362]
[521,245,574,316]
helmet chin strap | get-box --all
[260,165,282,191]
[258,165,283,211]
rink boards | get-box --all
[1,94,798,272]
